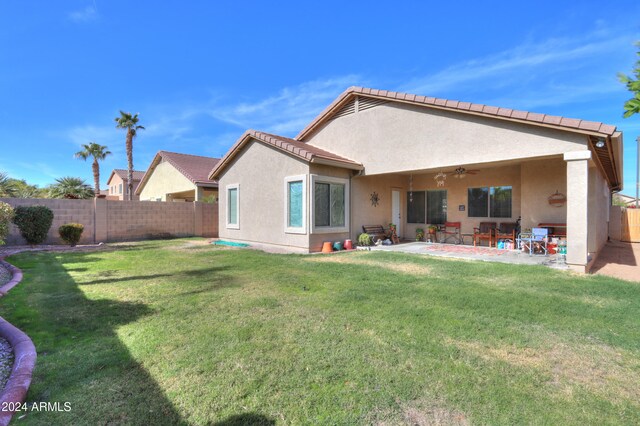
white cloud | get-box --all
[68,4,98,23]
[208,75,366,136]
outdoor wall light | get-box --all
[595,138,606,148]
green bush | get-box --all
[357,232,372,247]
[58,223,84,247]
[12,205,54,245]
[0,201,15,246]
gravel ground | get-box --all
[0,337,13,391]
[0,262,11,286]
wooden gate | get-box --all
[621,208,640,242]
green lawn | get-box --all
[2,239,640,425]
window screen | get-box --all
[228,188,238,225]
[407,191,426,224]
[490,186,512,218]
[427,190,447,224]
[288,181,303,227]
[314,182,345,227]
[468,187,489,217]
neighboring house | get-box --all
[613,193,638,207]
[210,87,623,273]
[136,151,220,202]
[106,169,145,200]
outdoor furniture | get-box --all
[362,225,388,243]
[439,221,462,244]
[538,222,567,237]
[521,227,549,256]
[495,222,518,245]
[461,233,474,245]
[473,222,496,247]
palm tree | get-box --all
[48,177,94,199]
[74,142,112,196]
[0,172,17,197]
[115,111,144,200]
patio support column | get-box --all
[564,150,591,272]
[195,186,204,202]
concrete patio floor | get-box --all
[371,241,569,269]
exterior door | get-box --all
[392,189,401,237]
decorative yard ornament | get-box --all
[370,191,380,207]
[548,190,567,207]
[434,171,447,187]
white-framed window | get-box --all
[119,183,123,194]
[226,183,240,229]
[310,175,349,234]
[284,175,307,234]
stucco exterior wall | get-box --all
[218,140,311,251]
[305,102,589,175]
[139,161,196,201]
[520,158,567,230]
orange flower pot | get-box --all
[321,242,333,253]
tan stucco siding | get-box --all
[350,174,407,239]
[520,158,567,231]
[106,174,140,200]
[139,161,195,201]
[305,102,589,175]
[218,139,311,250]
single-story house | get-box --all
[106,169,146,200]
[136,150,220,202]
[209,87,623,272]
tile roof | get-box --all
[296,86,618,140]
[136,151,220,195]
[209,130,363,179]
[107,169,145,185]
[157,151,220,185]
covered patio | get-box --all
[370,241,569,269]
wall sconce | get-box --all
[595,138,606,148]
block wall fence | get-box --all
[0,198,218,245]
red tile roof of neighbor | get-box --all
[107,169,145,185]
[208,130,363,179]
[295,86,619,140]
[136,151,220,195]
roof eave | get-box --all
[310,157,363,171]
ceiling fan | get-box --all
[447,166,480,178]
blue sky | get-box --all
[1,1,639,195]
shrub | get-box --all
[357,232,372,247]
[12,205,54,245]
[0,201,14,246]
[58,223,84,247]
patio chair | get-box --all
[521,227,548,256]
[473,222,496,247]
[495,222,518,247]
[439,221,461,244]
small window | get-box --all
[227,184,239,229]
[285,175,306,233]
[119,183,123,194]
[311,175,349,232]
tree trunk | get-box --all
[92,159,100,197]
[126,130,134,201]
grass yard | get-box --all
[2,239,640,425]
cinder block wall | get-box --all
[0,198,218,245]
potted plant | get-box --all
[427,225,438,242]
[357,232,372,250]
[415,227,425,241]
